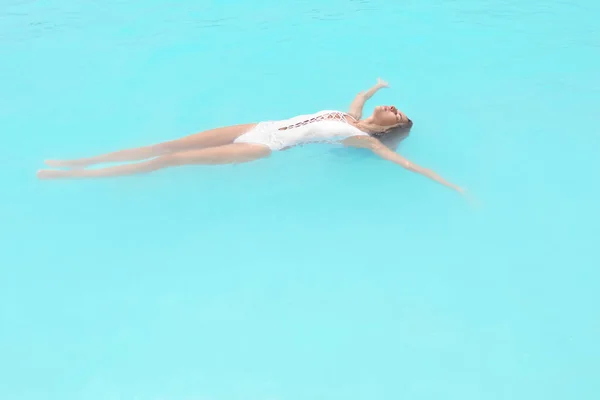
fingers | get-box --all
[377,78,390,87]
[461,189,483,209]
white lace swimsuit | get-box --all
[234,110,369,151]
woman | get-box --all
[37,78,464,194]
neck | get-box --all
[354,118,379,134]
[362,115,375,125]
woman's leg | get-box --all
[37,143,271,180]
[45,123,257,168]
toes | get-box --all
[44,160,65,167]
[37,169,62,180]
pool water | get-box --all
[1,0,599,399]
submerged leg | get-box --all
[37,143,270,180]
[45,123,257,168]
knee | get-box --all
[156,153,180,167]
[152,142,176,155]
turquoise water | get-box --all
[1,0,599,398]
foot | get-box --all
[45,159,89,168]
[37,169,70,180]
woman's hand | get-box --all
[376,78,389,88]
[454,186,482,208]
[348,78,390,119]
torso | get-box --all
[235,110,368,151]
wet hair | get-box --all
[328,120,412,159]
[357,117,412,134]
[357,119,414,150]
[375,125,411,150]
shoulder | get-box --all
[342,134,379,149]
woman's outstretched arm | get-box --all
[347,78,389,120]
[344,136,464,194]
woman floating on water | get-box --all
[38,78,464,194]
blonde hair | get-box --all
[355,120,408,137]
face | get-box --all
[371,105,411,127]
